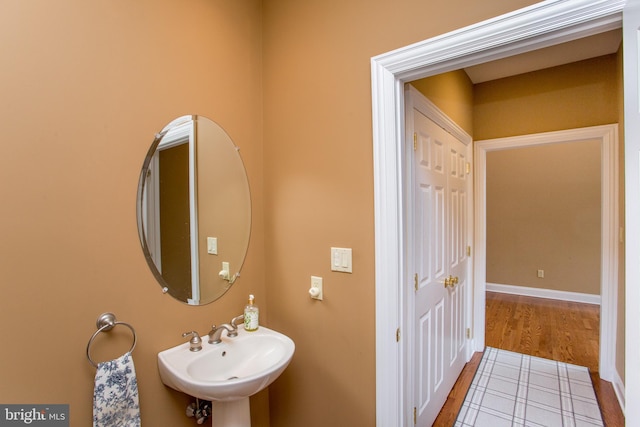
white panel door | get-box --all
[447,133,469,369]
[411,103,468,426]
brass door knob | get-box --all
[443,275,458,288]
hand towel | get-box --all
[93,352,141,427]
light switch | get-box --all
[207,237,218,255]
[341,252,349,268]
[331,247,352,273]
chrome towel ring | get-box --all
[86,312,137,368]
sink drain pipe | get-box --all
[186,398,212,425]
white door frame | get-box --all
[623,0,640,421]
[475,125,620,384]
[370,0,627,425]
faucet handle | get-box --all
[182,331,203,352]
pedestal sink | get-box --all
[158,326,294,426]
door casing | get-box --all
[370,0,627,425]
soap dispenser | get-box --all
[244,294,259,332]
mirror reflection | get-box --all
[137,115,251,305]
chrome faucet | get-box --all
[208,324,235,344]
[230,314,244,336]
[208,315,245,344]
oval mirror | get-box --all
[137,115,251,305]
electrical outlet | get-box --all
[537,269,544,278]
[310,276,323,300]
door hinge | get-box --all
[413,132,417,151]
[465,162,471,174]
[414,273,418,291]
[466,246,471,257]
[396,328,400,342]
[413,407,417,424]
[466,328,472,339]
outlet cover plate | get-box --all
[311,276,323,300]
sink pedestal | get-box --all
[211,398,250,427]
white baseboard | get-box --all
[612,368,625,416]
[486,283,601,305]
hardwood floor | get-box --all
[433,292,624,426]
[432,351,483,426]
[485,292,600,371]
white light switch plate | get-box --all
[331,247,352,273]
[207,237,218,255]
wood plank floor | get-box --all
[433,292,624,426]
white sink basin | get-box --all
[158,326,295,402]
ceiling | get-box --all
[463,29,622,84]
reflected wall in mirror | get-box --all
[137,115,251,305]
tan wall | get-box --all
[261,1,537,426]
[0,1,267,426]
[410,70,475,136]
[196,118,252,304]
[8,1,624,427]
[486,141,602,294]
[477,55,619,295]
[474,55,619,140]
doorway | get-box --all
[476,125,619,379]
[370,1,629,425]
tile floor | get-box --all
[455,347,604,427]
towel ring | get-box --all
[86,312,137,368]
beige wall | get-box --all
[0,1,267,426]
[486,141,602,294]
[476,56,619,293]
[261,1,537,426]
[473,54,619,140]
[12,1,629,427]
[410,70,475,136]
[196,118,252,304]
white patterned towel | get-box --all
[93,352,141,427]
